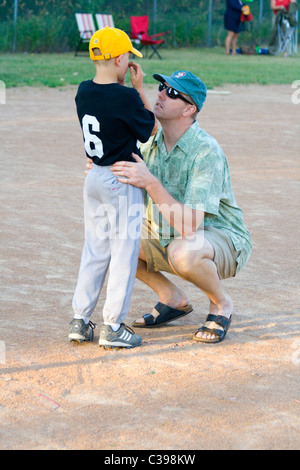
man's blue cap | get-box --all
[153,70,207,111]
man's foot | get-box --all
[193,314,232,344]
[132,302,193,328]
[194,297,233,342]
[133,288,190,327]
[99,323,142,349]
[68,319,96,343]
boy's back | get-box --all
[76,80,154,167]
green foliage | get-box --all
[1,0,291,53]
[14,15,70,52]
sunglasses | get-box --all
[158,82,194,106]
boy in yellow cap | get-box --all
[69,27,156,349]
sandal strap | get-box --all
[150,302,192,325]
[206,314,231,331]
[143,313,155,326]
[137,303,193,327]
[198,326,223,338]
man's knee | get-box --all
[167,236,214,275]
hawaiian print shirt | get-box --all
[140,121,252,273]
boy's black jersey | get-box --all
[75,80,155,166]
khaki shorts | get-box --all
[141,220,239,280]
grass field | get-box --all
[1,47,299,89]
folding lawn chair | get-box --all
[75,13,96,56]
[276,10,298,55]
[130,16,169,59]
[96,14,115,29]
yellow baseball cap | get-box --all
[89,27,143,60]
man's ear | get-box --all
[183,104,197,117]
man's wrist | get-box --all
[145,174,159,193]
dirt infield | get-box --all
[0,83,299,450]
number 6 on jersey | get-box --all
[82,114,104,159]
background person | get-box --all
[224,0,249,54]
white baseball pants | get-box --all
[72,164,143,324]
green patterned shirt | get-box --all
[140,121,252,273]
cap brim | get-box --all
[153,73,170,84]
[153,73,188,95]
[131,47,143,58]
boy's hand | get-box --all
[129,62,144,92]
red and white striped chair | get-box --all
[95,14,115,30]
[75,13,96,56]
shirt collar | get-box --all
[152,121,199,155]
[152,127,163,146]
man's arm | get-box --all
[111,153,204,237]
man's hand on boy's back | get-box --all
[85,158,93,175]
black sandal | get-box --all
[132,302,193,328]
[193,314,232,344]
